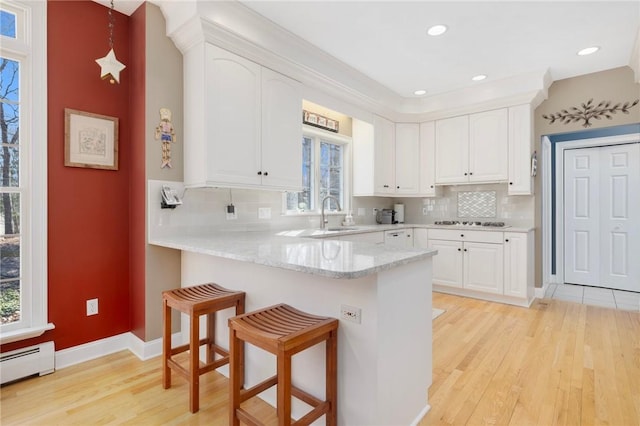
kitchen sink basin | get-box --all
[326,227,358,232]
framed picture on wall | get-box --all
[64,108,119,170]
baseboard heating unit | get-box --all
[0,341,55,384]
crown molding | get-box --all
[159,0,549,121]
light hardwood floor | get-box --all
[2,292,639,425]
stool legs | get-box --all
[326,329,338,426]
[229,327,241,426]
[189,312,200,413]
[162,299,171,389]
[162,284,245,414]
[277,354,293,426]
[206,312,215,364]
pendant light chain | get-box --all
[108,0,115,49]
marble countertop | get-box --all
[277,223,535,237]
[150,230,437,279]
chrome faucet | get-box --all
[320,195,341,229]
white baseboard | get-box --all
[535,283,550,300]
[410,404,431,426]
[55,332,183,370]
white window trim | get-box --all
[283,125,351,216]
[0,0,52,344]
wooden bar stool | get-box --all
[162,283,245,413]
[229,304,339,426]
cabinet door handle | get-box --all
[509,182,513,185]
[430,185,434,188]
[464,172,468,176]
[460,234,464,237]
[464,248,468,252]
[264,171,268,176]
[505,239,509,242]
[457,248,461,252]
[383,185,389,188]
[469,172,473,176]
[397,186,400,189]
[257,171,262,175]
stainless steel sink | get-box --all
[326,227,358,232]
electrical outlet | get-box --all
[87,298,98,316]
[340,304,361,324]
[258,207,271,219]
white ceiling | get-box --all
[238,1,639,98]
[98,1,639,102]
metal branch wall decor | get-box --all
[542,98,639,128]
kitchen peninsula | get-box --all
[150,229,436,425]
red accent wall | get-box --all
[2,0,134,352]
[129,4,147,341]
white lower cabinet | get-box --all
[463,242,504,294]
[428,239,464,288]
[413,228,429,249]
[427,228,533,306]
[428,238,503,293]
[503,231,534,299]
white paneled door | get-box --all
[564,143,640,291]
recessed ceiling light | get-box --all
[471,74,487,81]
[427,25,447,36]
[577,46,599,56]
[414,89,427,96]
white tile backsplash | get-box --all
[395,183,534,226]
[148,180,535,242]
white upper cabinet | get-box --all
[468,108,508,182]
[508,104,534,195]
[435,109,508,185]
[374,115,396,194]
[261,67,303,190]
[419,121,439,197]
[352,119,375,196]
[354,118,424,196]
[394,123,420,194]
[205,44,262,187]
[435,115,469,183]
[185,43,301,190]
[354,119,436,197]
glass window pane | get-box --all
[0,193,20,234]
[0,146,19,187]
[287,137,314,211]
[0,57,20,103]
[0,280,20,324]
[0,235,19,279]
[0,10,17,39]
[319,141,343,208]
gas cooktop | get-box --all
[433,220,508,228]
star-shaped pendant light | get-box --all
[95,0,125,84]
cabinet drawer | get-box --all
[428,228,503,243]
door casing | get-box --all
[542,132,640,287]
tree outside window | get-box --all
[286,129,348,214]
[1,10,22,325]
